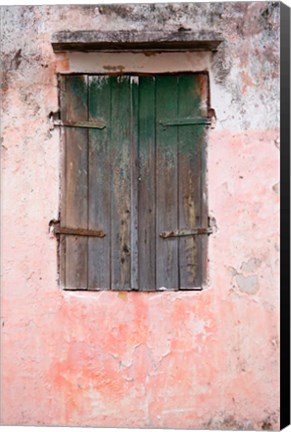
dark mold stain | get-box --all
[122,244,130,254]
[10,49,22,70]
[262,420,273,430]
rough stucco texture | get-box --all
[1,2,280,429]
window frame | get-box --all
[54,71,212,292]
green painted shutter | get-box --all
[138,74,209,290]
[59,73,208,291]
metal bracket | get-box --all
[160,227,213,239]
[49,220,106,238]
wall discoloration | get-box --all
[1,2,280,429]
[241,257,261,273]
[235,274,260,295]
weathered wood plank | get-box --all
[88,76,111,290]
[178,74,208,289]
[59,76,67,288]
[110,76,132,290]
[196,74,209,288]
[138,76,156,291]
[130,76,139,290]
[156,75,179,290]
[62,75,88,290]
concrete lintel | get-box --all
[52,30,223,52]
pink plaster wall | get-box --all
[1,3,280,429]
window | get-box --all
[56,73,211,291]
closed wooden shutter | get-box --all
[59,73,209,291]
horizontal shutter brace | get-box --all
[53,119,106,129]
[49,221,106,238]
[160,227,213,238]
[53,118,208,129]
[159,117,211,127]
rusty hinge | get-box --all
[160,227,213,239]
[159,117,211,127]
[49,220,106,238]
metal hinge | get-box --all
[49,220,106,238]
[160,227,213,239]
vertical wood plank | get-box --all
[197,74,209,287]
[59,75,67,288]
[110,76,132,290]
[62,75,88,290]
[130,76,139,290]
[156,75,179,289]
[88,76,111,289]
[177,74,206,289]
[138,76,156,291]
